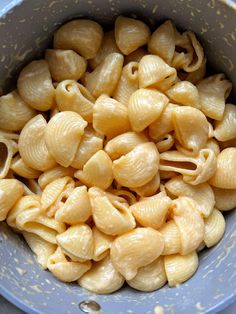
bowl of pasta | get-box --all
[0,0,236,314]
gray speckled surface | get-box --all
[0,1,236,314]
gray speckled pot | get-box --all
[0,1,236,314]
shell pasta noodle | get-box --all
[0,16,235,295]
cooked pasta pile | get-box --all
[0,17,235,294]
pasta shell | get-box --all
[47,247,91,282]
[159,170,177,181]
[55,186,92,224]
[130,195,171,229]
[139,55,177,91]
[108,189,137,205]
[41,176,74,212]
[115,16,150,55]
[17,60,55,111]
[113,142,159,188]
[85,53,124,98]
[164,252,198,287]
[204,209,225,248]
[11,155,41,179]
[71,127,103,170]
[127,257,167,292]
[38,165,75,190]
[56,80,94,122]
[45,111,87,167]
[166,81,200,109]
[197,74,232,120]
[184,57,206,84]
[23,232,56,269]
[0,91,36,131]
[165,176,215,217]
[214,104,236,141]
[0,137,18,179]
[53,19,103,59]
[19,115,56,171]
[128,88,169,132]
[22,179,42,196]
[170,197,205,254]
[206,139,220,156]
[45,49,87,82]
[0,130,19,141]
[88,187,135,236]
[132,172,160,197]
[213,187,236,211]
[110,227,164,280]
[113,61,139,106]
[148,20,175,64]
[93,95,130,139]
[0,179,24,221]
[75,150,113,190]
[149,103,177,141]
[56,224,94,262]
[209,148,236,189]
[156,134,174,153]
[93,226,114,261]
[124,47,147,64]
[172,106,208,155]
[89,31,121,69]
[104,131,148,160]
[78,256,125,294]
[159,220,181,255]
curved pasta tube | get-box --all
[170,197,205,254]
[127,257,167,292]
[139,55,177,91]
[166,81,200,109]
[156,134,175,153]
[17,60,55,111]
[93,226,114,261]
[45,49,87,82]
[113,62,139,106]
[19,115,56,171]
[104,131,148,160]
[47,247,91,282]
[113,142,159,188]
[204,209,225,248]
[0,137,18,179]
[128,88,169,132]
[149,103,177,141]
[71,127,103,170]
[110,227,164,280]
[172,106,208,155]
[11,155,41,179]
[124,47,147,64]
[55,80,94,123]
[165,176,215,217]
[164,252,198,287]
[213,187,236,211]
[214,104,236,141]
[53,19,103,59]
[148,20,175,65]
[132,173,160,197]
[209,148,236,189]
[79,256,125,294]
[0,91,36,131]
[85,53,124,98]
[55,186,92,224]
[0,179,24,221]
[88,187,135,236]
[23,232,56,269]
[115,16,150,55]
[56,224,94,262]
[45,111,87,167]
[93,95,130,139]
[89,31,120,69]
[38,165,75,190]
[197,74,232,120]
[130,195,171,229]
[75,150,113,190]
[159,220,181,255]
[41,176,74,212]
